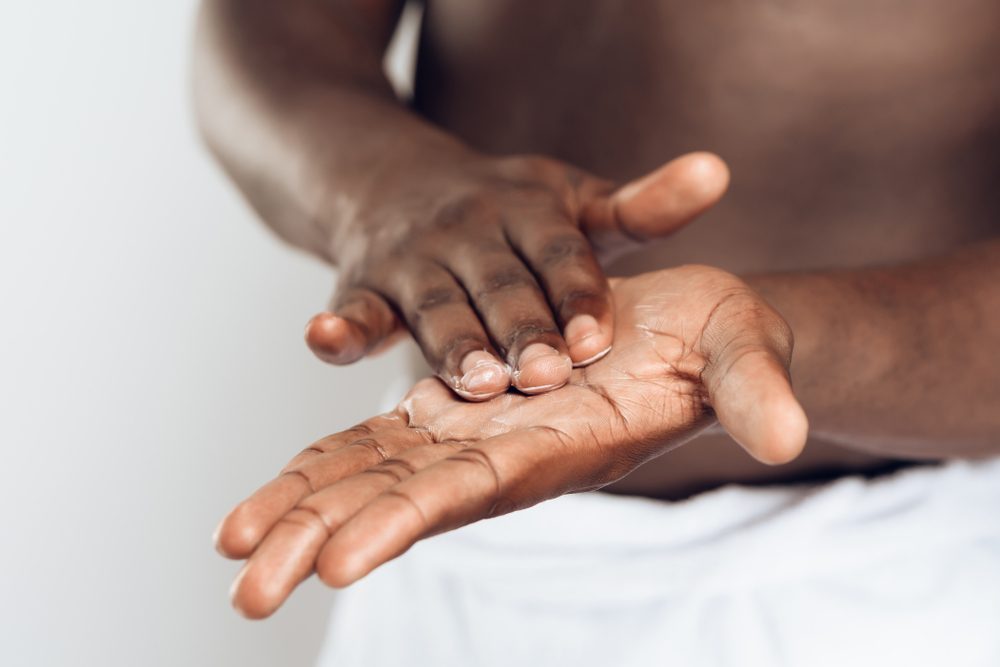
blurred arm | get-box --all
[751,238,1000,459]
[192,0,466,260]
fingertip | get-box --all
[315,545,364,589]
[759,396,809,465]
[707,341,807,466]
[214,509,261,560]
[676,151,730,206]
[564,314,613,366]
[449,350,511,401]
[742,393,809,466]
[305,312,366,365]
[216,474,314,559]
[614,151,731,239]
[512,343,572,393]
[230,564,278,620]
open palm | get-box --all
[218,265,808,618]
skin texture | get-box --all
[217,266,808,619]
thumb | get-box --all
[305,285,401,365]
[698,299,808,465]
[579,151,730,243]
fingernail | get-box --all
[514,343,572,393]
[564,314,601,347]
[564,314,611,366]
[457,351,509,397]
[572,344,612,367]
[306,313,364,363]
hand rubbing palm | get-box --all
[218,265,808,618]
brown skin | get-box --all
[219,266,809,618]
[301,151,729,398]
[195,0,1000,611]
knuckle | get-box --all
[710,290,793,362]
[493,154,572,192]
[455,234,510,256]
[538,233,591,267]
[501,182,564,211]
[493,153,552,179]
[410,286,466,320]
[434,192,499,229]
[474,265,536,299]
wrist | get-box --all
[743,270,903,436]
[742,272,826,384]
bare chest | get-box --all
[419,0,1000,272]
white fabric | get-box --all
[316,456,1000,667]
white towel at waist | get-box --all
[316,456,1000,667]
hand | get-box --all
[305,151,729,400]
[218,265,808,618]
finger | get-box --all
[389,262,511,400]
[231,441,464,619]
[315,426,599,587]
[504,220,613,366]
[306,287,399,365]
[229,508,328,619]
[444,249,573,393]
[214,415,422,559]
[699,317,808,465]
[578,151,730,245]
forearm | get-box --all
[192,0,471,262]
[747,239,1000,459]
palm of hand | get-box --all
[219,266,806,618]
[402,269,737,475]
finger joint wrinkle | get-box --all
[413,287,466,315]
[283,505,333,539]
[367,458,418,484]
[348,422,374,438]
[381,489,431,534]
[539,234,589,266]
[349,438,390,464]
[282,468,318,495]
[449,447,503,515]
[474,268,535,299]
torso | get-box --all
[412,0,1000,498]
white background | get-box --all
[0,2,415,665]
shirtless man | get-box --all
[194,0,1000,660]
